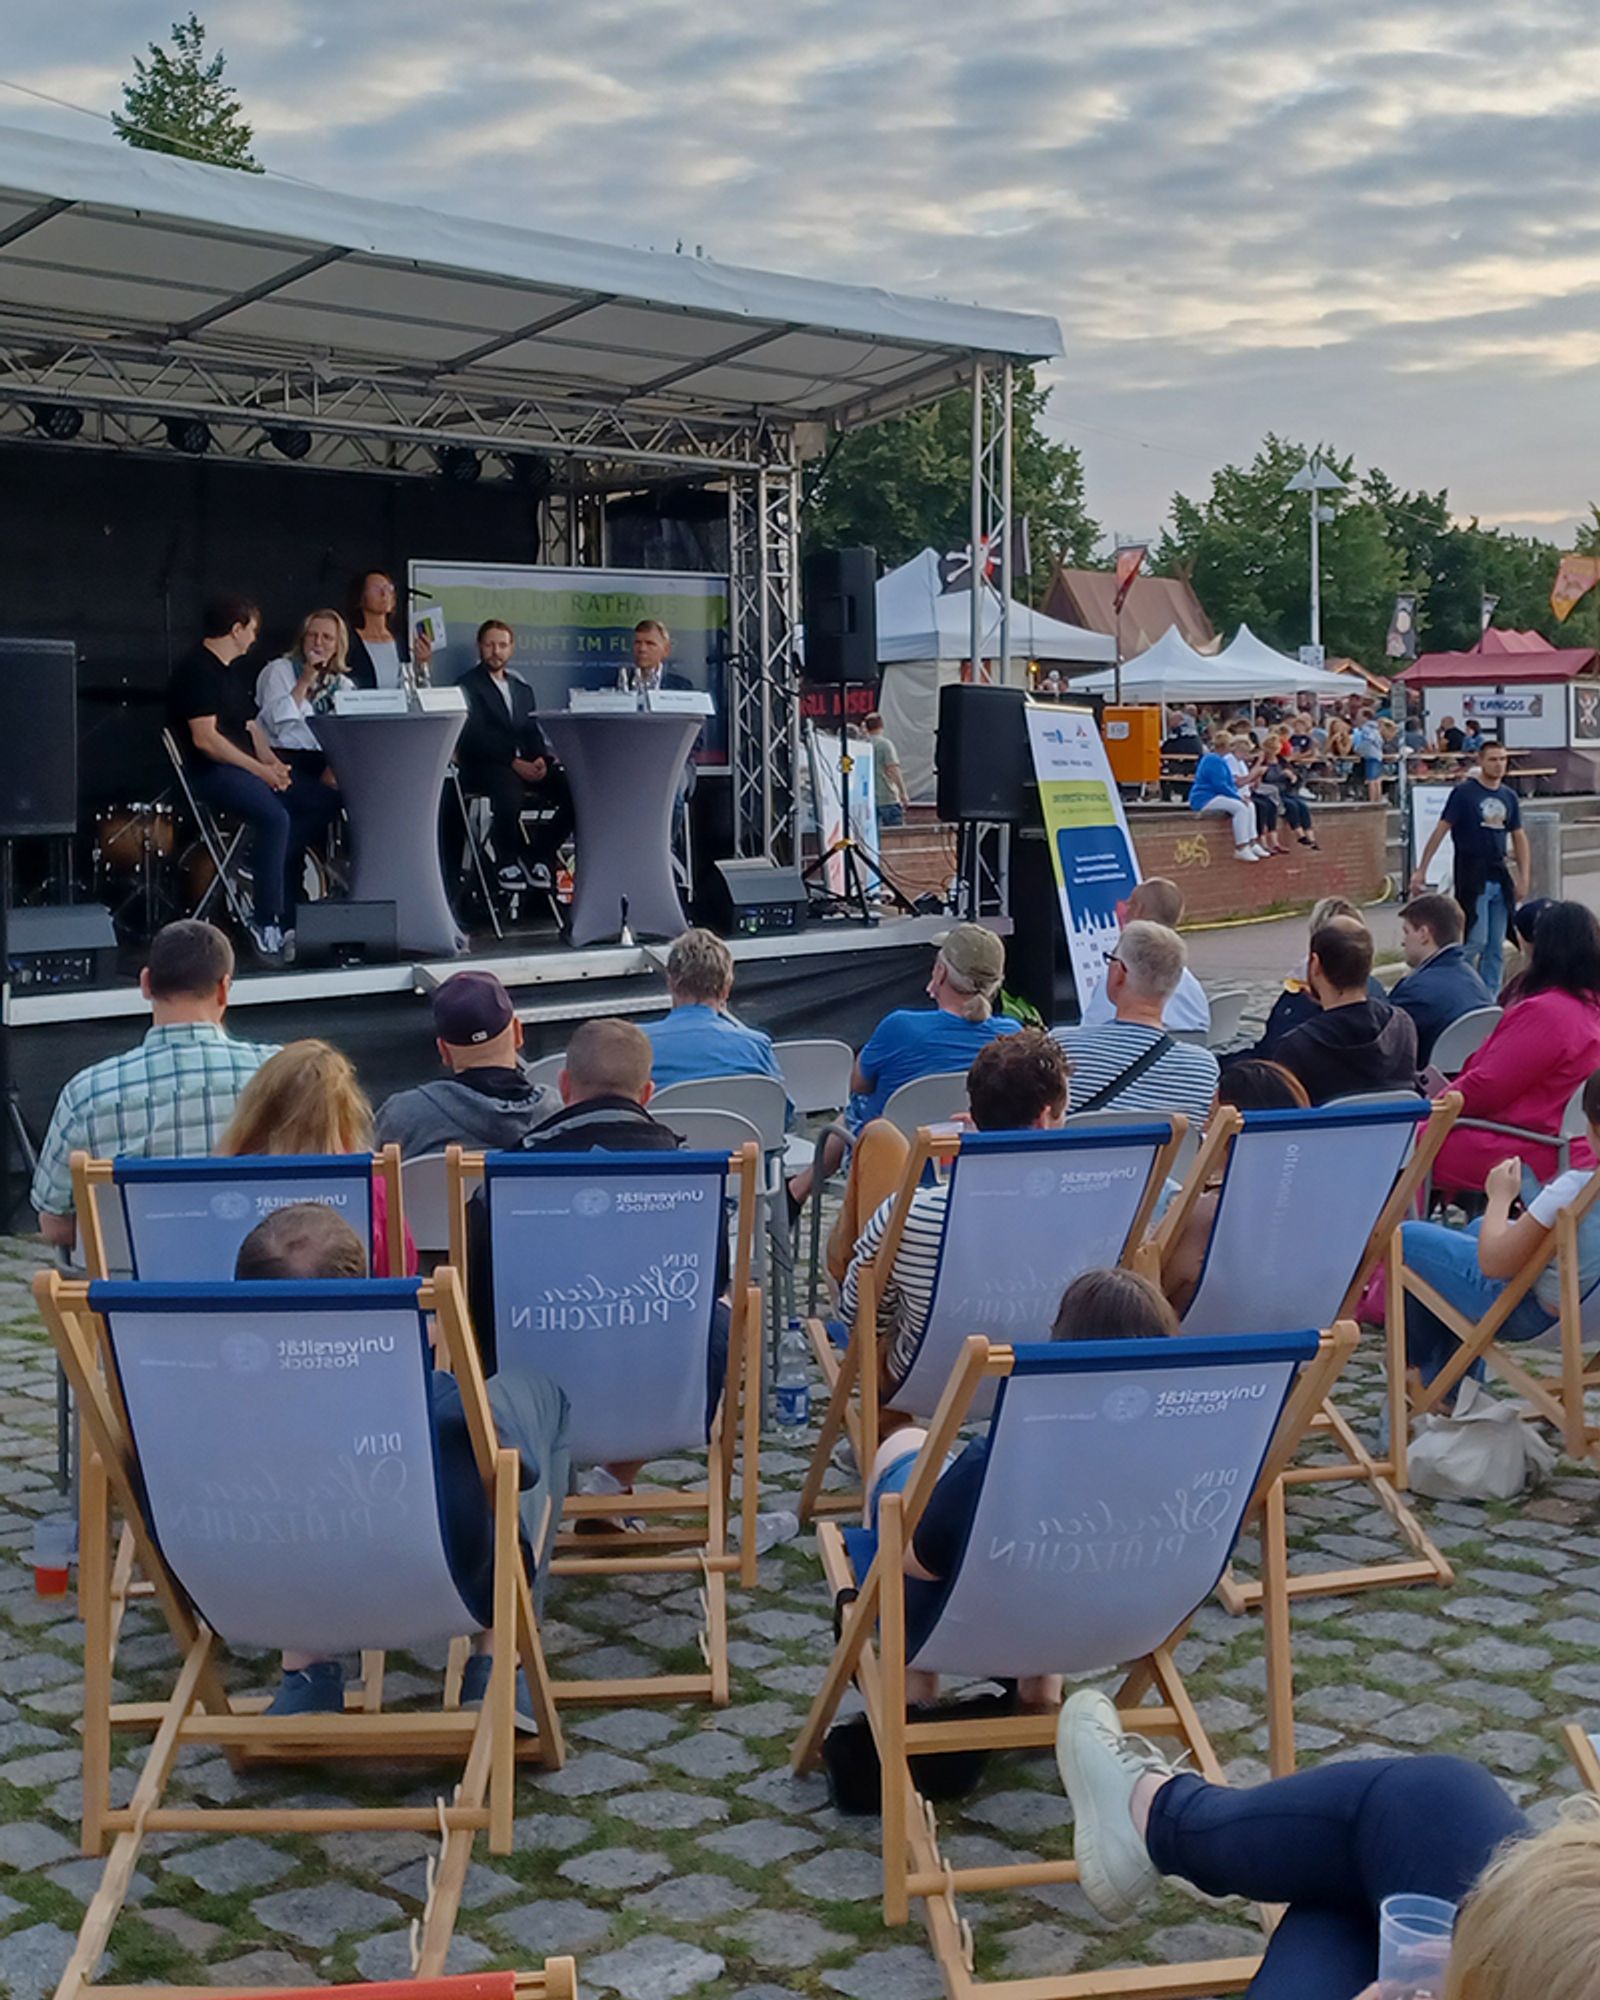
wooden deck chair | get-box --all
[1140,1095,1461,1609]
[36,1266,562,2000]
[449,1142,761,1699]
[80,1949,578,2000]
[71,1148,408,1686]
[797,1118,1185,1524]
[1564,1721,1600,1796]
[1403,1160,1600,1465]
[792,1324,1358,2000]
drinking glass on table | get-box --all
[1377,1893,1456,1998]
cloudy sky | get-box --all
[5,0,1600,547]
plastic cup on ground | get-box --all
[32,1516,74,1597]
[1378,1893,1456,1999]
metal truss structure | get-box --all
[727,455,802,861]
[968,360,1015,672]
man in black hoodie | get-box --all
[375,971,552,1156]
[1276,918,1420,1106]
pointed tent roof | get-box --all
[1214,624,1356,695]
[1072,625,1290,702]
[874,550,1115,665]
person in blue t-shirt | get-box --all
[642,928,792,1122]
[787,923,1021,1209]
[866,1266,1179,1708]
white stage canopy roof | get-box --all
[1215,625,1354,696]
[0,123,1063,466]
[877,550,1114,664]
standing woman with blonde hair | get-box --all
[219,1039,414,1272]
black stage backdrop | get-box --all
[0,440,544,807]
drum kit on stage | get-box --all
[91,801,330,943]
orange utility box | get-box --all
[1102,705,1161,785]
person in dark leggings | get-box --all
[1057,1688,1533,1999]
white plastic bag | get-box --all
[1407,1379,1558,1501]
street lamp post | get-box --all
[1285,452,1346,652]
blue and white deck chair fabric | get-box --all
[37,1266,562,1999]
[798,1118,1184,1525]
[450,1141,762,1700]
[792,1327,1355,1996]
[71,1146,409,1281]
[1404,1159,1600,1467]
[1141,1094,1462,1610]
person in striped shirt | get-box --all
[1053,922,1219,1127]
[31,920,274,1255]
[839,1030,1072,1394]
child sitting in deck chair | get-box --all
[866,1267,1178,1708]
[238,1203,570,1721]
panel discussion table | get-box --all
[312,709,465,957]
[538,710,699,949]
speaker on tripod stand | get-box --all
[0,637,82,1225]
[798,549,915,919]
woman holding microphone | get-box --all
[255,609,349,785]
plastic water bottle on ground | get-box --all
[774,1318,812,1439]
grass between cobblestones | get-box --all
[0,1228,1594,2000]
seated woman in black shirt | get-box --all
[167,594,338,960]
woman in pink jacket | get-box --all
[1431,900,1600,1193]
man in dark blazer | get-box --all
[456,619,572,890]
[1389,892,1493,1066]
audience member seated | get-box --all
[220,1038,415,1274]
[868,1267,1178,1707]
[1053,922,1220,1125]
[1161,1060,1310,1315]
[1429,899,1600,1196]
[1059,1693,1559,1999]
[643,929,789,1110]
[1494,896,1553,1009]
[833,1032,1071,1385]
[1188,732,1263,861]
[1402,1066,1600,1393]
[374,971,552,1157]
[31,920,273,1255]
[1251,897,1384,1054]
[1388,892,1493,1067]
[1079,878,1211,1036]
[238,1203,569,1725]
[790,925,1020,1210]
[1274,920,1419,1105]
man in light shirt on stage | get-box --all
[1080,878,1210,1035]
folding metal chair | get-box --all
[1428,1004,1502,1076]
[39,1266,563,2000]
[162,726,252,930]
[792,1324,1357,1998]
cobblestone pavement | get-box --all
[0,1231,1595,2000]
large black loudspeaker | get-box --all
[802,547,878,686]
[935,683,1030,824]
[0,638,77,837]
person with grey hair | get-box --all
[642,927,788,1101]
[1053,920,1220,1124]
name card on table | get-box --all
[414,686,467,714]
[569,689,640,715]
[644,688,714,717]
[333,690,409,717]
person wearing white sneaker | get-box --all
[1188,734,1261,861]
[1056,1687,1533,1998]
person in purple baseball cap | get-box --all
[374,969,554,1157]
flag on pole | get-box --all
[1384,592,1417,659]
[1480,593,1499,632]
[1113,543,1147,613]
[1552,554,1600,623]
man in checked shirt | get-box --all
[32,920,275,1255]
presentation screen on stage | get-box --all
[408,562,730,765]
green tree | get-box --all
[114,13,259,171]
[1153,435,1401,664]
[803,369,1098,600]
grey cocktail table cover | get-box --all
[312,711,465,957]
[539,711,698,948]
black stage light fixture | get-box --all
[164,416,212,456]
[503,452,552,494]
[434,444,481,484]
[266,424,313,461]
[30,403,83,442]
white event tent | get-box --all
[1072,622,1354,705]
[873,550,1114,801]
[1215,624,1355,696]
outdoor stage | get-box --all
[7,914,948,1152]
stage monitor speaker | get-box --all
[935,683,1030,825]
[0,638,77,837]
[712,858,809,938]
[7,903,117,992]
[802,547,878,686]
[293,899,398,968]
